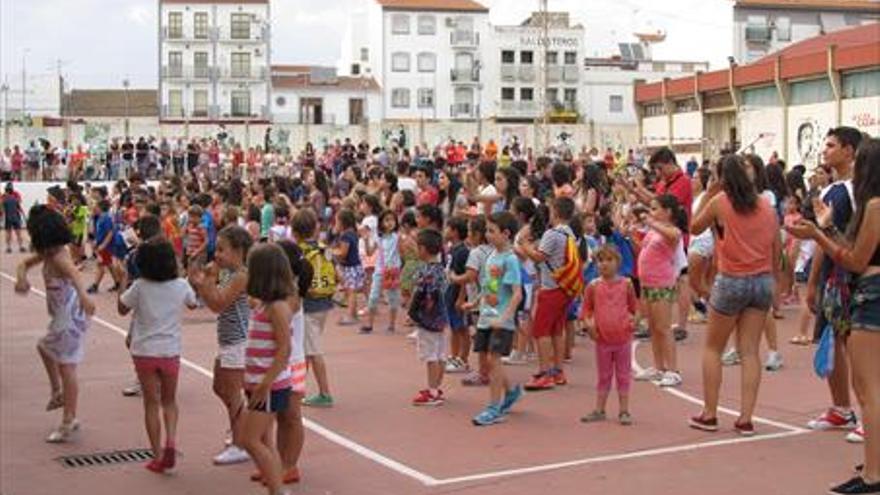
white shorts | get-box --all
[217,341,246,369]
[304,311,328,357]
[688,232,715,259]
[417,328,447,362]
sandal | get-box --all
[619,412,633,426]
[46,391,64,411]
[45,419,80,443]
[580,410,607,423]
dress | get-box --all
[39,273,88,364]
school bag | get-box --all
[547,227,584,298]
[300,241,337,300]
[407,266,447,332]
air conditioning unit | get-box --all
[255,48,262,57]
[250,13,258,22]
[445,17,456,28]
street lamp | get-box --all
[122,78,130,139]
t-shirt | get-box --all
[409,262,448,332]
[637,229,678,288]
[121,278,197,357]
[417,186,439,207]
[477,184,497,215]
[95,212,115,247]
[465,243,493,306]
[581,277,638,345]
[377,233,401,270]
[1,192,22,221]
[477,249,522,331]
[339,231,360,266]
[70,205,89,238]
[216,269,249,346]
[446,242,470,305]
[397,177,417,193]
[537,225,574,290]
[260,203,275,238]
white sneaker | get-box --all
[121,382,142,397]
[721,348,740,366]
[212,445,250,465]
[764,351,783,371]
[634,367,661,382]
[444,357,468,373]
[846,425,865,443]
[46,419,80,443]
[658,371,683,388]
[806,408,858,430]
[407,330,418,341]
[501,351,528,366]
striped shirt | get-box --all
[244,308,292,391]
[186,225,206,257]
[216,269,249,346]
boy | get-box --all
[473,212,524,426]
[444,216,471,373]
[454,216,493,386]
[1,182,26,253]
[88,199,123,293]
[409,229,449,406]
[185,204,208,269]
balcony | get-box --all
[450,30,478,49]
[563,66,579,83]
[220,66,269,81]
[501,64,516,81]
[547,65,562,83]
[549,101,579,123]
[450,102,475,119]
[745,24,771,43]
[451,68,480,84]
[519,65,535,82]
[498,100,539,119]
[161,65,215,81]
[160,105,217,119]
[161,26,216,42]
[227,105,270,120]
[219,24,270,43]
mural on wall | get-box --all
[501,126,528,150]
[794,119,824,168]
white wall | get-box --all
[672,111,702,143]
[842,95,880,137]
[641,115,669,146]
[787,101,837,167]
[738,107,785,161]
[272,88,382,126]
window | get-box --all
[391,52,410,72]
[231,90,251,116]
[501,50,515,64]
[231,13,250,39]
[392,14,409,34]
[194,12,209,39]
[546,51,558,65]
[652,62,666,72]
[842,69,880,98]
[546,88,559,104]
[682,63,695,73]
[674,98,698,113]
[776,16,791,41]
[417,15,436,35]
[564,88,577,103]
[168,12,183,38]
[391,88,410,108]
[231,52,251,78]
[564,51,577,65]
[168,90,183,116]
[644,103,664,116]
[521,88,534,101]
[194,52,209,78]
[742,85,780,108]
[501,87,515,100]
[790,78,834,105]
[417,88,434,108]
[360,47,369,62]
[193,90,208,117]
[417,52,436,73]
[521,51,533,64]
[746,15,770,42]
[351,63,361,75]
[609,95,623,113]
[168,51,183,77]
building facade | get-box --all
[271,65,381,127]
[733,0,880,64]
[158,0,271,124]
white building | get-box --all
[271,65,381,126]
[488,12,584,123]
[733,0,880,64]
[158,0,271,124]
[340,0,491,122]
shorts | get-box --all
[217,341,246,369]
[851,274,880,332]
[516,283,535,322]
[567,296,581,321]
[133,356,181,377]
[245,387,291,413]
[304,310,328,356]
[532,288,572,338]
[473,328,514,356]
[709,273,774,316]
[98,249,113,267]
[417,327,447,362]
[367,271,401,310]
[290,360,307,394]
[446,294,467,332]
[642,286,678,303]
[339,265,365,291]
[689,233,715,259]
[4,217,22,230]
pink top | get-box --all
[637,229,678,289]
[580,277,638,345]
[716,193,778,276]
[244,309,292,391]
[783,212,803,251]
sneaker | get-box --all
[846,426,865,444]
[619,412,633,426]
[634,367,661,382]
[673,326,688,342]
[553,370,568,386]
[808,408,859,431]
[358,326,373,334]
[45,420,80,443]
[472,403,506,426]
[580,410,606,423]
[19,246,26,253]
[122,382,142,397]
[301,393,334,408]
[499,384,524,415]
[524,373,556,391]
[445,357,468,374]
[501,351,528,366]
[734,421,756,437]
[160,447,176,470]
[461,370,489,386]
[406,330,418,341]
[721,348,741,366]
[689,414,719,432]
[412,389,444,406]
[828,476,880,494]
[213,445,250,465]
[764,351,784,371]
[658,371,682,388]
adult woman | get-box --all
[787,139,880,495]
[575,163,608,214]
[689,154,781,436]
[437,169,466,217]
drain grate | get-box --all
[57,448,154,468]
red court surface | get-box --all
[0,250,864,495]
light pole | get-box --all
[1,80,9,149]
[21,49,30,126]
[122,78,131,138]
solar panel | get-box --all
[619,43,633,60]
[631,44,645,60]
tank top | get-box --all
[244,307,292,391]
[716,193,777,276]
[216,269,249,346]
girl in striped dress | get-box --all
[239,243,295,495]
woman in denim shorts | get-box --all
[688,155,781,437]
[787,138,880,495]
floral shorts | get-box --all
[642,286,678,303]
[339,265,366,291]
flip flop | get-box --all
[46,392,64,411]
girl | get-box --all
[398,211,421,324]
[188,226,253,466]
[269,206,292,243]
[239,243,295,495]
[580,245,639,425]
[118,238,198,472]
[245,204,262,241]
[358,194,382,311]
[333,209,364,325]
[781,195,804,306]
[634,194,687,388]
[185,204,208,269]
[506,197,540,365]
[363,210,402,334]
[15,205,95,443]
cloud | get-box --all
[127,5,153,26]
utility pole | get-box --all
[541,0,549,152]
[1,79,9,149]
[21,49,30,126]
[123,78,131,138]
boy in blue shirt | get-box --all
[473,211,524,426]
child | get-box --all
[443,216,471,373]
[456,216,493,386]
[580,245,639,425]
[409,229,449,406]
[399,211,421,332]
[505,198,542,366]
[358,194,382,306]
[185,204,208,269]
[363,209,402,334]
[118,238,198,472]
[472,212,524,426]
[188,225,253,466]
[15,205,95,442]
[68,192,90,265]
[781,196,803,306]
[160,201,183,260]
[238,243,295,495]
[269,205,292,243]
[88,199,124,293]
[633,194,687,388]
[2,182,27,253]
[332,208,364,325]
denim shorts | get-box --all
[709,273,774,316]
[852,274,880,332]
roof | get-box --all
[734,0,880,12]
[160,0,268,4]
[756,21,880,61]
[375,0,489,13]
[271,74,381,92]
[61,90,158,118]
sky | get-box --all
[0,0,732,92]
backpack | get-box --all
[300,241,337,300]
[547,228,584,298]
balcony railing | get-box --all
[450,102,475,118]
[161,65,215,80]
[450,30,478,48]
[227,105,270,119]
[563,66,580,82]
[498,100,539,117]
[161,26,216,42]
[501,64,516,81]
[450,68,480,83]
[221,66,269,80]
[218,24,270,43]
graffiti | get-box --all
[850,112,878,129]
[794,119,823,168]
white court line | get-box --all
[1,272,812,487]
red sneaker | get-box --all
[145,459,165,474]
[524,373,556,391]
[734,421,755,437]
[689,414,719,432]
[412,389,443,406]
[161,447,176,470]
[554,370,568,386]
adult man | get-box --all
[805,126,863,439]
